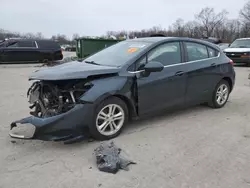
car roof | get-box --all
[127,37,176,43]
[5,38,57,42]
[235,38,250,40]
[127,36,215,43]
[126,37,219,49]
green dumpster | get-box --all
[76,38,122,59]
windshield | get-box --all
[83,40,151,67]
[230,39,250,48]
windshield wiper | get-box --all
[84,61,100,65]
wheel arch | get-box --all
[94,93,137,121]
[112,94,137,120]
[222,77,233,92]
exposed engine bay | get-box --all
[27,80,92,118]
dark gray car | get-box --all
[0,38,63,63]
[10,37,236,142]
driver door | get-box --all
[136,41,187,115]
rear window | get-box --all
[36,40,60,49]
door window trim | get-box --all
[128,51,220,73]
[127,40,220,74]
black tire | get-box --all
[89,97,129,140]
[209,79,230,108]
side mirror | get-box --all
[144,61,164,72]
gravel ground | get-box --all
[62,51,76,58]
[0,64,250,188]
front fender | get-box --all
[80,76,137,117]
[80,76,132,102]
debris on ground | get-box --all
[94,141,136,174]
[10,140,16,144]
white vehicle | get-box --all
[223,38,250,66]
[218,43,230,51]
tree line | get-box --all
[107,1,250,42]
[2,1,250,44]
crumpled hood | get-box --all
[223,48,250,53]
[29,61,120,80]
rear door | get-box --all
[17,40,39,62]
[37,40,62,61]
[136,41,187,115]
[183,41,221,105]
[3,40,39,62]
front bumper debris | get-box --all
[10,104,92,142]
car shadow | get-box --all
[57,104,212,148]
[122,104,211,136]
[8,104,214,149]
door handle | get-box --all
[211,63,216,67]
[175,71,184,76]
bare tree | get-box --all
[195,7,228,37]
[172,18,185,37]
[72,33,80,41]
[240,1,250,22]
[35,32,44,39]
[2,4,250,44]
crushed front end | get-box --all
[10,80,94,142]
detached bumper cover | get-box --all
[10,104,93,141]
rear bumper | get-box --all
[10,104,93,142]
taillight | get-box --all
[229,59,234,65]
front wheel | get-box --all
[89,97,128,140]
[209,80,230,108]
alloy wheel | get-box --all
[216,84,229,105]
[96,104,125,136]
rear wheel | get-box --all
[89,97,128,140]
[209,79,230,108]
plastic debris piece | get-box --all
[94,141,136,174]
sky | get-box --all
[0,0,249,38]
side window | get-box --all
[185,42,208,61]
[136,56,147,70]
[7,42,18,48]
[37,40,60,49]
[147,42,181,66]
[18,41,36,48]
[208,47,219,57]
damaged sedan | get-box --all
[10,37,236,142]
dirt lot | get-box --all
[0,64,250,188]
[62,51,76,58]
